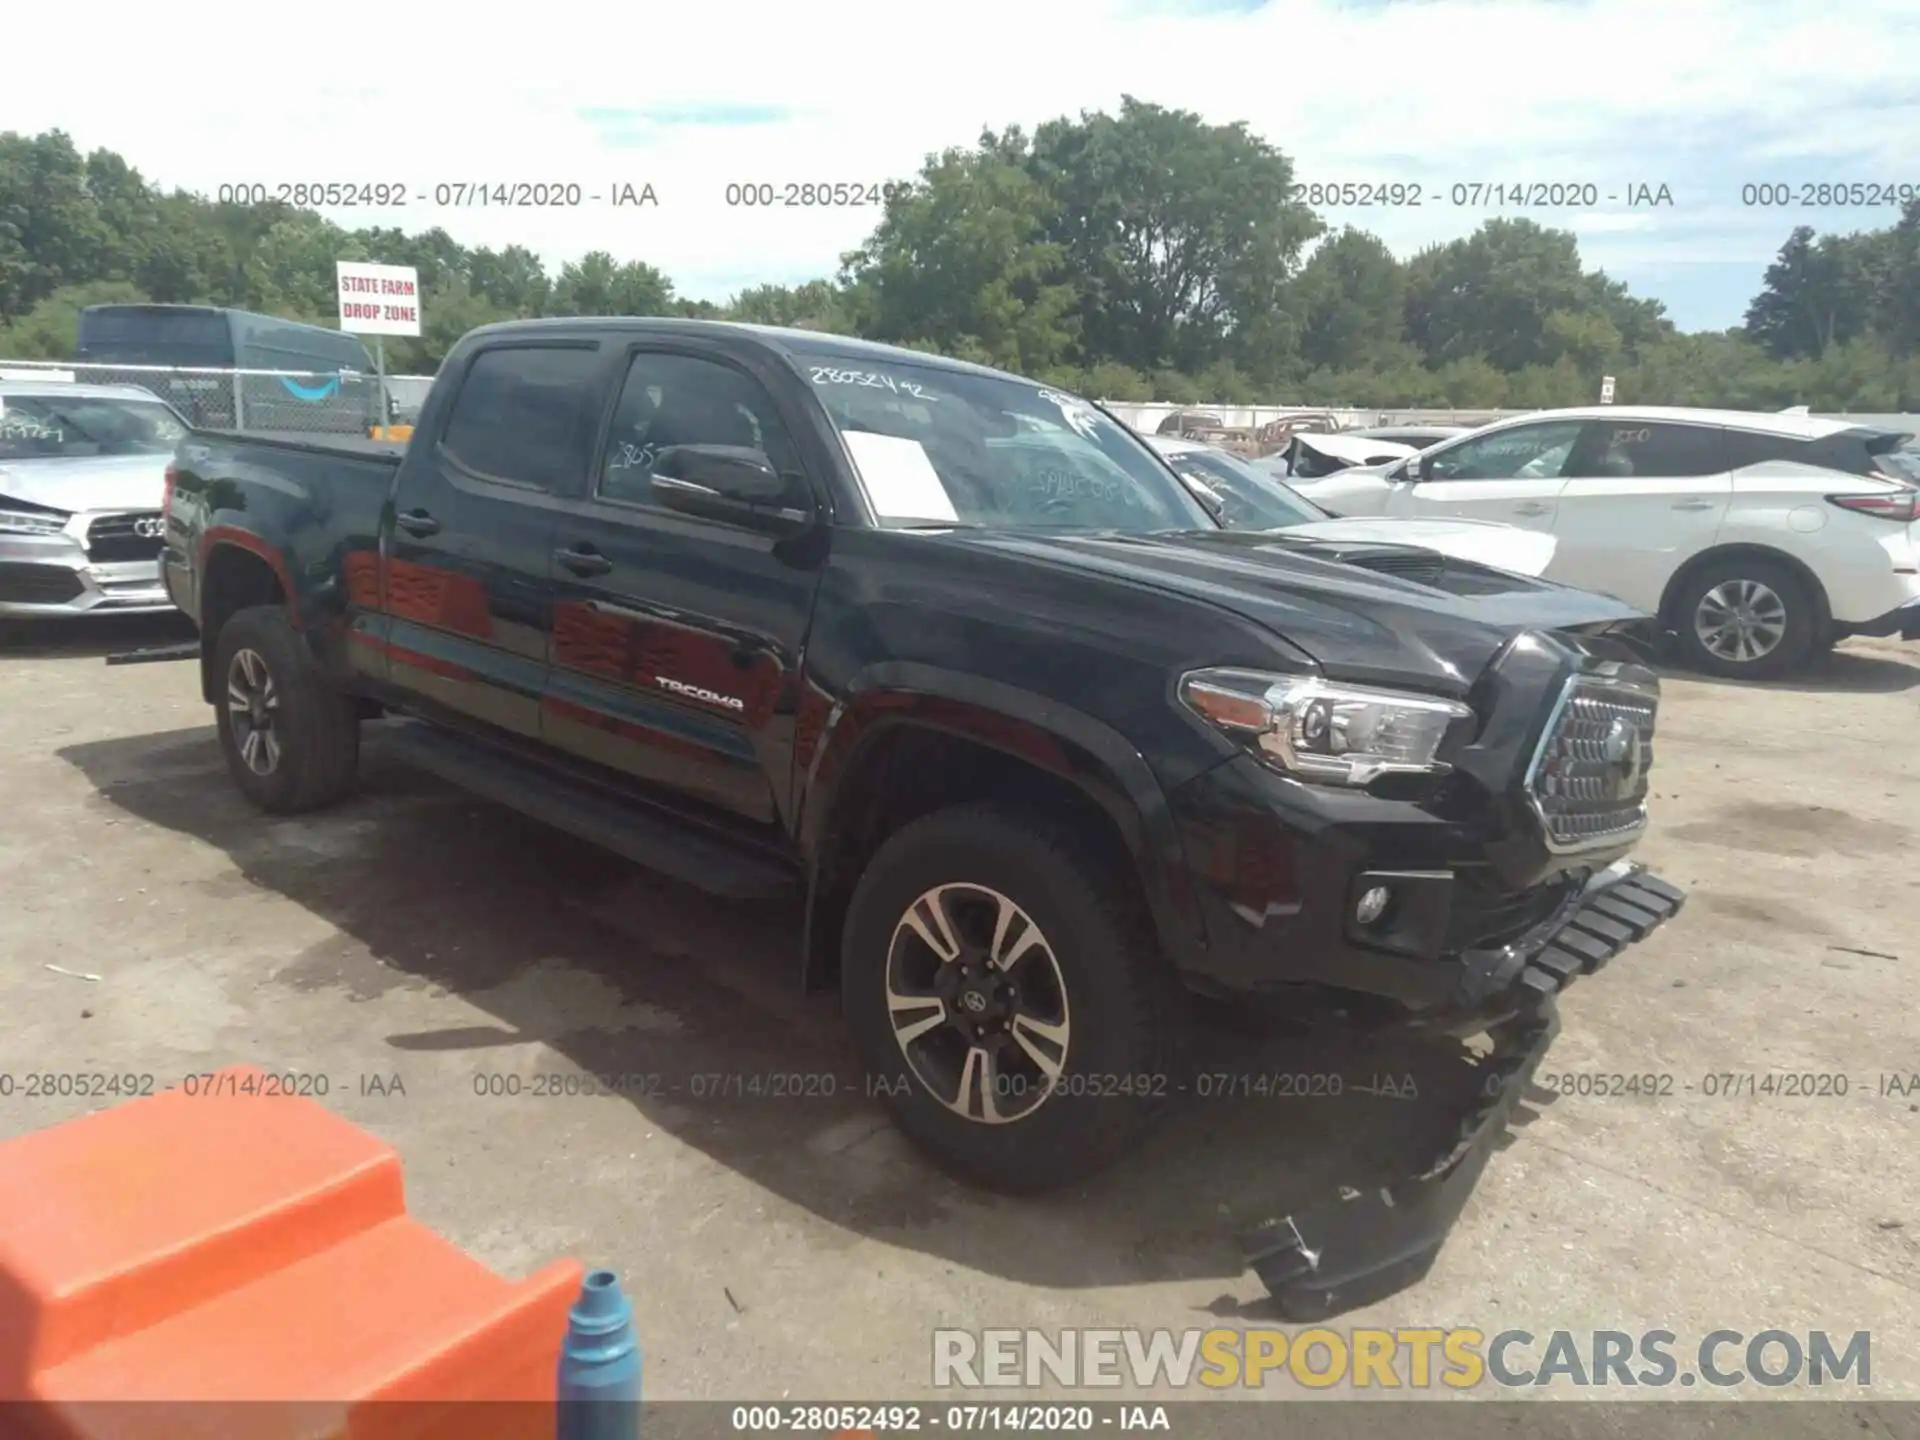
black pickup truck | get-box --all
[162,318,1684,1315]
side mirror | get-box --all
[1177,473,1228,524]
[651,444,811,534]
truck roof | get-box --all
[460,317,1038,388]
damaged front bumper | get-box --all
[1238,862,1686,1319]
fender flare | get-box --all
[795,662,1209,986]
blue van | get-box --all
[75,304,382,434]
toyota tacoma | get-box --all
[160,319,1685,1315]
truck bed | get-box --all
[195,428,408,462]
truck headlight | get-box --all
[0,507,70,535]
[1179,667,1473,786]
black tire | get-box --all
[212,605,360,813]
[841,803,1189,1194]
[1669,557,1818,680]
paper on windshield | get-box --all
[843,431,959,523]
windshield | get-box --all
[1159,447,1327,530]
[77,307,234,367]
[0,393,189,460]
[798,355,1215,532]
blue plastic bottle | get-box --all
[557,1268,641,1440]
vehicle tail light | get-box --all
[1827,492,1920,522]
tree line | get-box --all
[3,104,1917,410]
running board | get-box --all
[381,721,799,900]
[105,640,201,666]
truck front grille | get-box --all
[1525,673,1658,853]
[85,512,165,563]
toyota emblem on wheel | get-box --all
[133,516,166,539]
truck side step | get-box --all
[381,721,799,900]
[105,640,201,666]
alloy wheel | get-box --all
[1694,579,1787,664]
[884,883,1072,1125]
[226,647,282,776]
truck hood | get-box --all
[1279,516,1556,576]
[0,453,170,513]
[932,528,1647,693]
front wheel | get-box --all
[213,605,360,813]
[1670,558,1818,680]
[841,803,1188,1194]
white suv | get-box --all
[1293,406,1920,678]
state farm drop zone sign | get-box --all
[335,261,424,337]
[339,274,418,328]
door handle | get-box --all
[1511,501,1551,516]
[584,598,652,623]
[1671,499,1717,512]
[395,509,441,537]
[555,545,613,577]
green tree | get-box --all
[1026,98,1320,377]
[1744,226,1870,359]
[726,279,852,333]
[1,120,1914,409]
[0,279,148,358]
[1405,220,1667,372]
[1291,228,1407,372]
[840,132,1080,375]
[467,244,552,315]
[548,251,675,316]
[0,131,114,320]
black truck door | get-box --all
[544,344,826,827]
[382,340,604,740]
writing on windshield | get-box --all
[799,355,1212,533]
[0,396,187,460]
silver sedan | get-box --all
[0,383,186,617]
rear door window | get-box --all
[440,344,603,491]
[1720,429,1808,472]
[1565,421,1725,478]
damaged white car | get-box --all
[1149,435,1557,577]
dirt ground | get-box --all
[1,615,1915,1415]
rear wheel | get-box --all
[841,803,1188,1194]
[1670,558,1817,680]
[213,605,360,813]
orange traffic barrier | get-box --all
[0,1066,583,1440]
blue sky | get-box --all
[6,0,1913,334]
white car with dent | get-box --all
[1287,406,1920,678]
[1147,436,1558,578]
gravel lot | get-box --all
[1,616,1915,1417]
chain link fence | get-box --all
[0,359,435,436]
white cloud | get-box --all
[5,0,1914,325]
